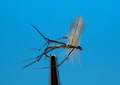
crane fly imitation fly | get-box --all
[22,15,84,69]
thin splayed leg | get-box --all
[40,48,74,69]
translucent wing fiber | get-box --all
[67,16,84,46]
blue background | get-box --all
[0,0,120,85]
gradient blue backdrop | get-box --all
[0,0,120,85]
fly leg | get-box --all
[41,48,74,69]
[57,48,74,67]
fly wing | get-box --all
[70,16,84,39]
[68,16,84,46]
